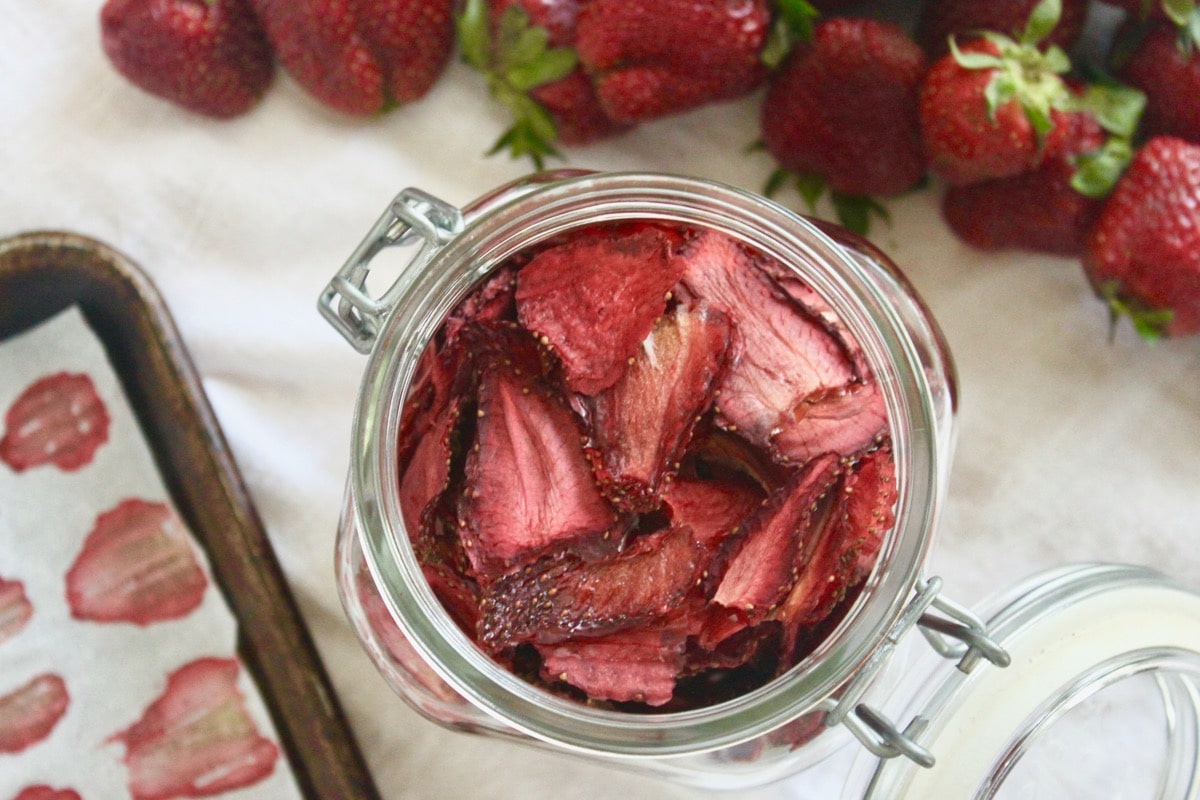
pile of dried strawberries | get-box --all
[100,0,1200,341]
[396,222,895,710]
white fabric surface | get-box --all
[3,2,1198,797]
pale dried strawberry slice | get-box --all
[583,303,731,510]
[459,361,617,577]
[399,397,463,538]
[110,658,279,800]
[1,372,110,472]
[0,673,69,754]
[12,787,82,800]
[516,226,686,395]
[769,381,887,464]
[537,618,690,706]
[480,523,702,649]
[663,477,763,551]
[775,446,896,659]
[711,453,841,617]
[676,232,855,448]
[66,498,208,625]
[0,575,33,645]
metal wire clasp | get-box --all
[825,576,1011,769]
[319,189,464,353]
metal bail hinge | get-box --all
[318,188,464,353]
[828,576,1011,771]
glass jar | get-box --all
[318,172,1200,794]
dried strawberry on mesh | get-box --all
[479,522,702,650]
[458,348,617,578]
[581,303,731,511]
[515,225,686,395]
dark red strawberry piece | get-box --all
[0,576,33,646]
[574,0,770,123]
[422,562,481,635]
[66,499,208,626]
[583,303,731,511]
[769,381,887,465]
[711,454,841,618]
[686,428,792,495]
[399,396,463,538]
[479,523,702,649]
[775,446,896,658]
[0,674,69,754]
[516,226,685,395]
[459,359,617,576]
[12,788,82,800]
[537,616,689,705]
[663,477,763,551]
[676,231,855,449]
[110,658,279,800]
[1,372,110,473]
[441,266,518,346]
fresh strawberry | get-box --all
[941,107,1107,254]
[573,0,771,123]
[916,0,1089,58]
[100,0,273,119]
[760,17,927,235]
[252,0,454,115]
[1083,136,1200,338]
[1116,19,1200,143]
[458,355,618,577]
[584,303,732,511]
[516,225,685,395]
[458,0,628,166]
[919,0,1078,186]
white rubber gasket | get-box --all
[863,573,1200,798]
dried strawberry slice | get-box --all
[663,477,763,551]
[66,499,208,626]
[537,617,689,706]
[110,658,279,800]
[399,397,463,539]
[0,674,69,754]
[583,303,731,510]
[769,381,887,465]
[480,523,702,649]
[516,227,686,395]
[441,265,517,345]
[0,575,33,646]
[12,787,82,800]
[711,453,841,617]
[775,446,896,659]
[1,372,110,472]
[676,232,855,448]
[459,361,617,577]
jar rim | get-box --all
[348,172,948,756]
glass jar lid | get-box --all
[845,563,1200,798]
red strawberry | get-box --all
[1083,136,1200,338]
[941,107,1107,254]
[584,303,731,512]
[916,0,1089,58]
[760,17,927,235]
[458,0,628,166]
[574,0,771,122]
[1117,20,1200,143]
[100,0,274,119]
[252,0,454,115]
[515,225,685,395]
[919,2,1077,186]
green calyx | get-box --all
[1101,280,1175,342]
[761,0,820,69]
[1069,82,1146,197]
[457,0,578,168]
[764,168,890,236]
[1162,0,1200,53]
[949,0,1072,141]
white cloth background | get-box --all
[3,1,1198,797]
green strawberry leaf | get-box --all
[1163,0,1195,26]
[1022,0,1063,46]
[1102,281,1175,342]
[1071,138,1133,197]
[830,193,889,236]
[949,36,1006,70]
[762,0,820,69]
[1076,83,1146,139]
[793,172,827,210]
[763,167,791,198]
[457,0,491,71]
[506,48,577,91]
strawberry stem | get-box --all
[1101,281,1175,342]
